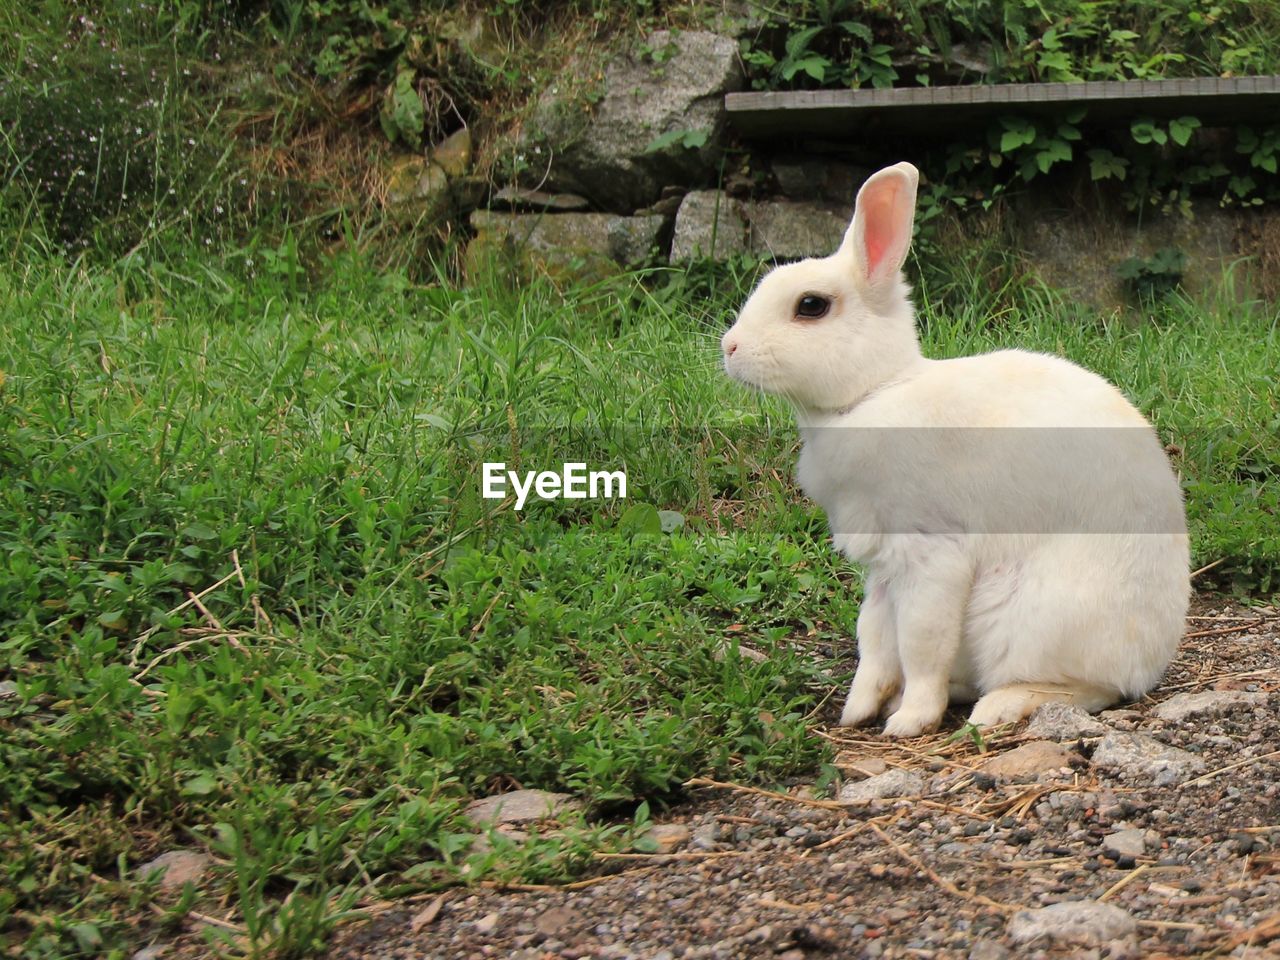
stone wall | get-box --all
[381,27,861,280]
[382,26,1280,306]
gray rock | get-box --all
[843,756,889,779]
[467,210,666,280]
[137,850,211,890]
[0,680,16,699]
[431,128,472,178]
[491,187,590,212]
[838,769,924,805]
[1008,900,1137,946]
[748,200,847,260]
[1025,702,1107,740]
[771,157,867,205]
[1103,828,1148,859]
[644,823,692,853]
[712,638,767,663]
[1019,193,1246,310]
[464,789,582,826]
[534,905,577,936]
[527,30,744,211]
[131,945,169,960]
[1091,731,1206,786]
[1151,690,1269,722]
[669,190,747,261]
[980,741,1075,780]
[381,156,453,222]
[474,912,500,934]
[950,42,995,75]
[968,940,1011,960]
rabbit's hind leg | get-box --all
[968,682,1119,728]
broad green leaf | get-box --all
[183,772,219,796]
[1169,116,1201,147]
[681,129,709,150]
[1087,148,1128,181]
[379,67,424,149]
[657,510,685,533]
[644,129,686,154]
[619,503,662,538]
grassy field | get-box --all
[2,242,1279,957]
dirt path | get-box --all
[329,596,1280,960]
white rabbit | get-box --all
[721,161,1189,737]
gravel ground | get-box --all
[326,595,1280,960]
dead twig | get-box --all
[1203,910,1280,956]
[127,567,241,667]
[594,850,749,862]
[867,822,1017,913]
[478,865,660,892]
[1189,557,1228,579]
[408,893,447,933]
[1184,622,1265,640]
[187,909,246,933]
[1137,918,1205,932]
[1182,748,1280,788]
[1099,862,1151,902]
[918,799,994,820]
[134,633,259,681]
[994,857,1079,870]
[1161,668,1280,692]
[683,777,846,812]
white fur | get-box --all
[721,162,1189,737]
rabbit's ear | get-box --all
[841,162,919,293]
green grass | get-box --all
[2,245,1278,957]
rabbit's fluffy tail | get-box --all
[968,682,1119,728]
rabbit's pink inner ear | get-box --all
[859,177,909,283]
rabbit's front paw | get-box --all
[838,694,882,728]
[883,706,943,738]
[838,662,900,727]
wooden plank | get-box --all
[725,76,1280,139]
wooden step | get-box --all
[725,76,1280,139]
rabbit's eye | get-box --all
[795,294,831,320]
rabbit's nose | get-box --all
[723,337,739,357]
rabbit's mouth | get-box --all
[722,352,768,392]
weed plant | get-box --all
[0,4,264,260]
[2,233,1278,954]
[2,4,1280,957]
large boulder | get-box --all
[467,210,667,282]
[669,190,748,261]
[770,156,868,206]
[382,129,479,224]
[748,199,847,260]
[524,30,743,212]
[384,155,451,222]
